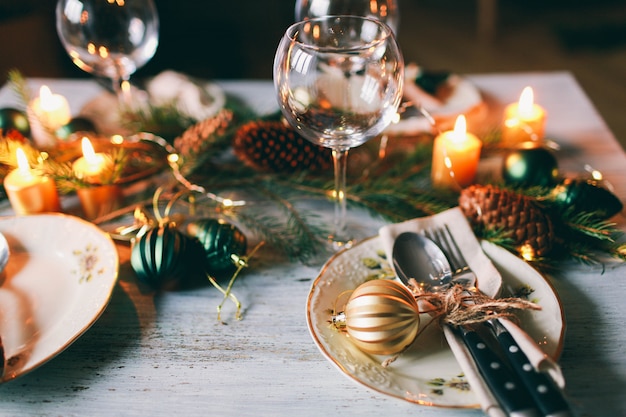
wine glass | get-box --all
[56,0,159,106]
[295,0,399,34]
[273,16,404,249]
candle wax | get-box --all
[3,153,61,214]
[431,123,482,189]
[28,85,72,148]
[502,88,546,145]
[72,138,114,184]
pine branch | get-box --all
[561,210,618,242]
[253,182,329,261]
[7,69,31,108]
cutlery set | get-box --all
[392,226,573,417]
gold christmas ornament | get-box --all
[333,279,420,356]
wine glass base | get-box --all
[329,236,355,252]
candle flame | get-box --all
[81,137,99,164]
[39,85,56,111]
[16,147,31,174]
[518,86,534,118]
[452,115,467,142]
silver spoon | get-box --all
[393,231,571,417]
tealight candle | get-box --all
[431,115,482,189]
[3,148,61,215]
[77,184,124,221]
[27,85,72,148]
[502,86,546,145]
[72,137,114,183]
[72,137,123,220]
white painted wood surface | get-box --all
[0,73,624,416]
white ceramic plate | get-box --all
[80,73,226,136]
[306,236,565,408]
[386,66,487,136]
[0,214,119,382]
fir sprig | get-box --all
[7,69,31,108]
[561,210,617,242]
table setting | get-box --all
[0,1,625,416]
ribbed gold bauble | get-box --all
[342,279,420,356]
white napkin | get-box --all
[146,70,226,121]
[379,207,502,298]
[378,207,565,414]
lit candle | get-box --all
[431,115,482,189]
[72,137,123,220]
[27,85,72,148]
[72,137,113,183]
[502,86,546,146]
[76,185,124,221]
[3,148,61,215]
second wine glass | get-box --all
[295,0,399,34]
[56,0,159,107]
[273,16,404,249]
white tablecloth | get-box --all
[0,72,625,417]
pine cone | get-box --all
[233,120,332,173]
[459,184,555,257]
[173,109,234,157]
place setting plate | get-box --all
[0,214,119,383]
[79,70,227,138]
[386,63,487,137]
[306,235,565,408]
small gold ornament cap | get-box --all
[332,311,347,328]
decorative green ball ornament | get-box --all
[130,223,195,290]
[187,218,247,274]
[0,108,30,137]
[502,143,559,187]
[550,178,623,219]
[55,117,96,140]
[333,279,420,356]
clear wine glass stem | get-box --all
[116,77,133,109]
[330,148,350,248]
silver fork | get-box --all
[426,225,573,417]
[426,225,477,289]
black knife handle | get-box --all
[489,320,573,417]
[457,326,539,416]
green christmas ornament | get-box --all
[130,223,196,290]
[550,178,623,219]
[187,218,247,274]
[0,108,30,137]
[502,143,559,187]
[55,117,96,140]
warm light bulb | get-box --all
[518,87,534,118]
[452,115,467,142]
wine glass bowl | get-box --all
[295,0,399,33]
[274,16,404,248]
[56,0,159,105]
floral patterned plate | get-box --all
[0,214,118,382]
[306,236,565,408]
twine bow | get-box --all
[413,282,542,328]
[381,282,541,367]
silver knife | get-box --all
[487,320,574,417]
[457,326,541,417]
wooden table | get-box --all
[0,72,624,416]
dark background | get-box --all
[1,0,625,146]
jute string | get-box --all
[410,280,542,327]
[381,281,541,367]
